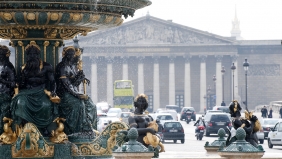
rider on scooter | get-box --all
[194,116,205,136]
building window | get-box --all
[175,95,184,109]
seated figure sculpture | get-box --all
[0,45,16,135]
[55,46,96,135]
[11,42,57,135]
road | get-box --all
[158,114,282,158]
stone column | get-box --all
[137,56,144,94]
[169,55,176,105]
[107,57,113,107]
[232,55,240,103]
[153,56,160,111]
[216,55,223,106]
[122,56,128,80]
[184,55,191,107]
[200,55,207,113]
[91,57,98,103]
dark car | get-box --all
[180,107,196,121]
[162,121,185,144]
[204,112,231,136]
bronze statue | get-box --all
[10,42,57,135]
[55,46,97,135]
[0,45,16,134]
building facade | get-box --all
[69,14,282,112]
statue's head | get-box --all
[25,43,41,61]
[62,46,75,62]
[134,94,148,114]
[0,45,11,62]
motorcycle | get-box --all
[195,125,205,140]
[185,111,192,124]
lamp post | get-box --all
[243,58,249,108]
[221,66,226,106]
[207,86,211,110]
[231,63,236,100]
[212,75,216,106]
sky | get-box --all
[124,0,282,40]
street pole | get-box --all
[243,58,249,110]
[221,66,225,106]
[231,63,236,100]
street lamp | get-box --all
[212,75,216,106]
[221,66,226,106]
[231,63,236,100]
[243,58,249,108]
[207,85,211,110]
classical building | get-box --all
[65,14,282,112]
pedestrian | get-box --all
[261,106,268,118]
[268,108,273,118]
[280,107,282,118]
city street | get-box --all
[158,114,282,158]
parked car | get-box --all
[97,117,121,132]
[96,101,110,113]
[268,121,282,148]
[212,106,229,113]
[180,107,196,121]
[261,118,281,138]
[162,121,185,143]
[120,112,132,124]
[257,129,265,144]
[151,113,174,125]
[107,108,122,118]
[157,109,178,121]
[204,112,232,136]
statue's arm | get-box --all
[46,64,56,96]
[58,66,80,98]
[128,116,155,135]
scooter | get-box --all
[196,125,205,140]
[185,111,192,124]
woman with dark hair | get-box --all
[55,46,96,135]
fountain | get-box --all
[0,0,151,158]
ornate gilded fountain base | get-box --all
[0,122,129,159]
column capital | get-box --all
[184,54,191,63]
[231,55,238,62]
[122,55,129,63]
[106,56,114,63]
[199,55,207,62]
[215,55,223,62]
[137,56,145,63]
[153,55,160,63]
[90,56,98,63]
[168,55,176,63]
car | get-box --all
[162,121,185,143]
[267,121,282,148]
[204,112,232,136]
[180,107,196,121]
[157,109,178,121]
[212,106,229,113]
[97,117,121,132]
[97,109,107,118]
[260,118,281,138]
[151,113,174,125]
[257,129,265,144]
[120,112,132,124]
[107,108,122,117]
[165,105,180,113]
[96,101,110,113]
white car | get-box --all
[157,110,178,121]
[151,113,174,125]
[107,108,122,117]
[97,117,121,132]
[267,120,282,148]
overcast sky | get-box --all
[124,0,282,40]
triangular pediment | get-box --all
[78,15,236,46]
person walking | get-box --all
[268,108,273,118]
[261,106,268,118]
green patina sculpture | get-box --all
[204,128,227,152]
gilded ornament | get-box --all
[143,120,165,152]
[3,13,12,21]
[90,14,101,23]
[72,13,81,22]
[50,117,68,143]
[25,41,40,51]
[104,15,114,24]
[0,117,17,144]
[62,46,75,57]
[50,13,59,21]
[27,12,36,20]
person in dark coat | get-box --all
[268,108,273,118]
[261,106,268,118]
[229,100,242,118]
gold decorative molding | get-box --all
[11,123,54,158]
[0,117,17,144]
[44,28,58,39]
[27,12,36,20]
[3,12,12,21]
[43,41,50,62]
[50,117,68,143]
[50,13,59,21]
[17,41,24,64]
[104,15,114,24]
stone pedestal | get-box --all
[205,128,227,152]
[218,152,264,159]
[113,152,154,159]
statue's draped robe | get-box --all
[11,88,55,128]
[0,93,11,134]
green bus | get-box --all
[113,80,134,110]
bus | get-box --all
[113,80,134,110]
